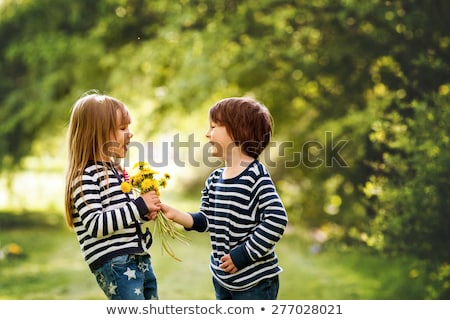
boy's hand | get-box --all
[159,203,195,229]
[219,254,238,274]
[160,203,175,220]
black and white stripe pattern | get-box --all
[71,161,151,271]
[190,160,288,291]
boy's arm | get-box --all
[229,179,288,270]
[160,203,194,228]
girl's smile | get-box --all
[107,110,134,159]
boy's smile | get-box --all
[205,121,234,160]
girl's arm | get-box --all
[73,171,159,238]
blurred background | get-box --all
[0,0,449,299]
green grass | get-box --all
[0,211,428,300]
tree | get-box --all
[2,0,450,297]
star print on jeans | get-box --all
[108,282,118,295]
[134,288,142,296]
[123,267,137,280]
[97,273,106,287]
[138,261,150,272]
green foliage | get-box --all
[425,262,450,299]
[0,0,107,170]
[1,0,450,298]
[366,94,450,259]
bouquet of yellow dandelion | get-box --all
[120,161,189,261]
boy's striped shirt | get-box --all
[190,160,288,291]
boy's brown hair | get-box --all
[209,97,273,159]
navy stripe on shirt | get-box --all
[70,161,151,271]
[189,160,288,291]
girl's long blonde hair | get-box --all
[64,92,131,228]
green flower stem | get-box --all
[153,210,190,261]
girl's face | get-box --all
[108,110,133,159]
[205,120,234,160]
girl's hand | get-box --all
[219,254,238,274]
[146,211,159,221]
[140,191,161,213]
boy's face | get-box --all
[205,120,234,160]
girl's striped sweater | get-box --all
[71,161,152,271]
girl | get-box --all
[64,91,161,300]
[162,97,288,300]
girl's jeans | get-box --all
[213,275,279,300]
[93,254,158,300]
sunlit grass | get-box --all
[0,170,427,300]
[0,209,428,300]
[277,232,427,300]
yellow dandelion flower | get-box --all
[150,180,160,193]
[131,173,144,187]
[7,243,22,255]
[140,167,159,175]
[133,161,150,170]
[159,178,168,188]
[140,178,155,192]
[120,162,190,261]
[120,181,132,193]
